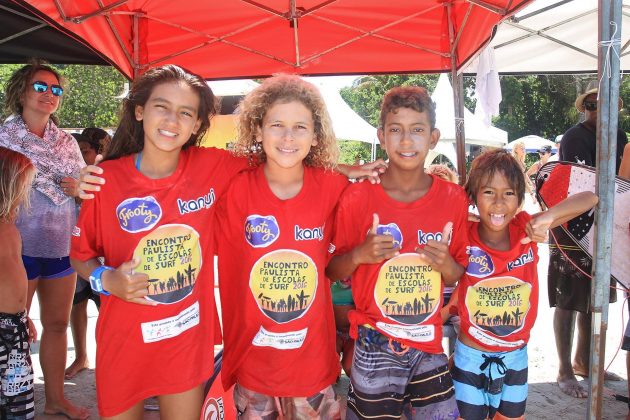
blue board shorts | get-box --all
[22,256,74,280]
[452,340,528,420]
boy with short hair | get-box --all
[326,86,468,419]
[452,149,598,419]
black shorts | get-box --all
[622,299,630,352]
[73,277,101,307]
[547,227,616,313]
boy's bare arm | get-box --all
[326,253,360,282]
[325,213,399,281]
[524,191,598,241]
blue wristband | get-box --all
[89,266,114,296]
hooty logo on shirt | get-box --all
[465,276,531,337]
[249,249,317,323]
[116,196,162,233]
[467,246,495,278]
[374,253,441,325]
[245,215,280,248]
[376,223,403,248]
[133,224,202,304]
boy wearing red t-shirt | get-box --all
[450,149,598,420]
[327,86,468,419]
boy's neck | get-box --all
[477,223,511,252]
[263,163,304,200]
[138,148,180,179]
[380,166,432,203]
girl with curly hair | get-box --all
[215,75,349,419]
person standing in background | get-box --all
[549,87,626,398]
[0,61,88,419]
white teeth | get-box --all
[400,152,416,157]
[158,129,177,137]
[490,213,505,226]
[279,148,297,153]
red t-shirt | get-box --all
[457,211,539,352]
[331,176,469,353]
[70,147,247,417]
[216,165,349,396]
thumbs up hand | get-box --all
[350,213,400,265]
[102,258,157,306]
[416,222,456,273]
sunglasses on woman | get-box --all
[32,81,64,97]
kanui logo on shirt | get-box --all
[376,223,403,248]
[116,196,162,233]
[417,229,443,245]
[466,246,495,278]
[177,188,215,215]
[245,215,280,248]
[507,248,534,271]
[294,224,324,241]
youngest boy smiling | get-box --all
[449,149,598,420]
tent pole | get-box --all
[447,2,467,184]
[133,13,139,79]
[371,138,376,162]
[587,1,622,418]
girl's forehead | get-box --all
[264,100,313,120]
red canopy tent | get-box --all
[14,0,532,176]
[14,0,530,80]
[8,2,625,418]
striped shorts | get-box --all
[346,326,458,420]
[452,340,527,420]
[0,311,34,419]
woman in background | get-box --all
[0,61,87,419]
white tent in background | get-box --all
[304,78,378,156]
[463,0,630,74]
[207,79,260,96]
[505,135,558,153]
[207,77,378,156]
[427,74,508,169]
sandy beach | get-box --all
[28,199,629,419]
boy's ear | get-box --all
[135,105,144,121]
[429,128,440,150]
[377,127,385,148]
[255,126,263,144]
